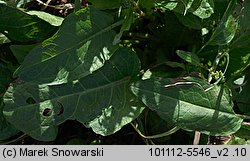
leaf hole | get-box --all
[26,97,36,104]
[43,108,52,116]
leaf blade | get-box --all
[131,77,243,135]
[3,48,144,140]
[16,7,122,85]
[0,3,57,43]
[176,50,200,66]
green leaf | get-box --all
[0,33,10,44]
[90,139,102,145]
[3,48,144,141]
[0,63,12,95]
[135,110,176,143]
[16,0,32,7]
[131,77,243,135]
[88,87,145,136]
[146,0,214,19]
[208,0,239,46]
[227,48,250,77]
[231,0,250,49]
[139,0,156,12]
[0,0,23,7]
[235,124,250,139]
[225,0,250,77]
[192,0,214,19]
[113,7,134,45]
[10,44,38,64]
[0,63,19,140]
[143,110,174,135]
[176,50,200,66]
[227,136,250,145]
[89,0,122,9]
[27,11,64,26]
[0,3,57,43]
[1,0,32,7]
[236,73,250,115]
[176,12,203,29]
[0,101,19,140]
[16,7,122,84]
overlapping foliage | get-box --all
[0,0,249,144]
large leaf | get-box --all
[15,7,122,85]
[3,48,144,141]
[131,77,243,135]
[0,3,57,43]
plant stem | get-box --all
[193,131,201,145]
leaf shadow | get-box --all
[18,7,116,84]
[4,82,58,141]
